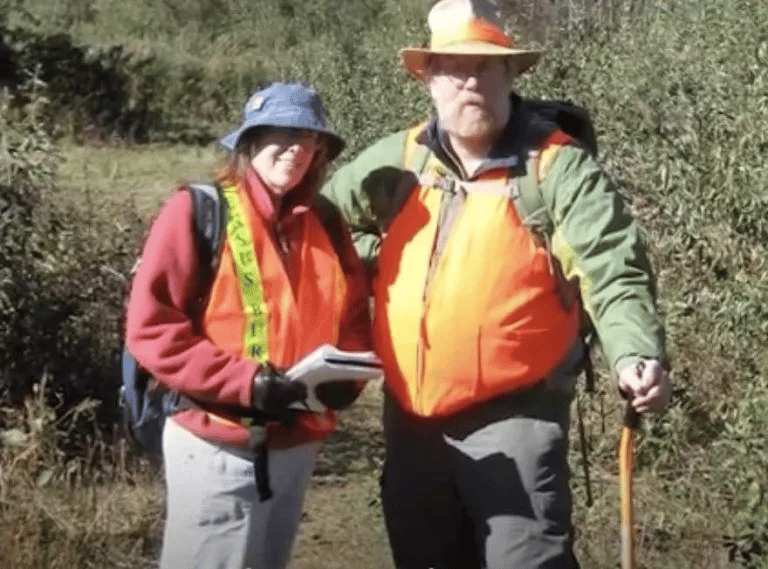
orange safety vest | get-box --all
[201,180,348,438]
[373,129,581,417]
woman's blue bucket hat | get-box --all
[219,82,345,159]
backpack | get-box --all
[519,99,598,391]
[116,182,224,461]
[403,98,599,390]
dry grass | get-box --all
[55,143,223,217]
[0,379,745,569]
[0,380,392,569]
[0,390,165,569]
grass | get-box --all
[56,143,224,217]
[292,382,395,569]
[0,377,395,569]
[0,371,745,568]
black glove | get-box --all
[253,363,307,420]
[315,380,363,411]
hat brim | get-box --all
[400,43,543,81]
[219,120,345,160]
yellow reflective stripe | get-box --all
[552,224,597,333]
[538,144,561,181]
[403,125,420,168]
[402,122,429,171]
[220,182,269,363]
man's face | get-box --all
[426,54,513,145]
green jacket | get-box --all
[322,99,666,375]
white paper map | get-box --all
[287,344,383,412]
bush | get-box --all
[0,86,144,449]
[0,24,162,141]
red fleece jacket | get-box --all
[125,167,372,448]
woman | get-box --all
[125,82,371,569]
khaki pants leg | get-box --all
[159,418,320,569]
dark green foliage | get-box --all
[0,25,158,141]
[1,0,432,146]
[0,85,57,361]
[0,88,143,451]
[519,3,768,564]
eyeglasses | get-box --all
[429,57,508,86]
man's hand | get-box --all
[618,359,670,414]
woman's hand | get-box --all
[253,364,307,419]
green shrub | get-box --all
[520,2,768,564]
[0,83,59,384]
[0,86,144,449]
[0,23,161,141]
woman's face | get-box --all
[249,128,321,197]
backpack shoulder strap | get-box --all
[516,132,577,228]
[159,182,224,415]
[186,182,224,298]
[312,193,353,269]
[514,98,596,233]
[515,161,547,232]
[513,113,556,238]
[514,125,597,391]
[403,122,432,176]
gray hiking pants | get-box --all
[381,383,579,569]
[159,418,320,569]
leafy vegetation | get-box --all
[0,82,142,442]
[0,0,766,567]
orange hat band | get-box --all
[430,18,513,50]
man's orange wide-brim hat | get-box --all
[400,0,543,81]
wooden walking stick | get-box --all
[619,399,640,569]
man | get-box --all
[322,0,670,567]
